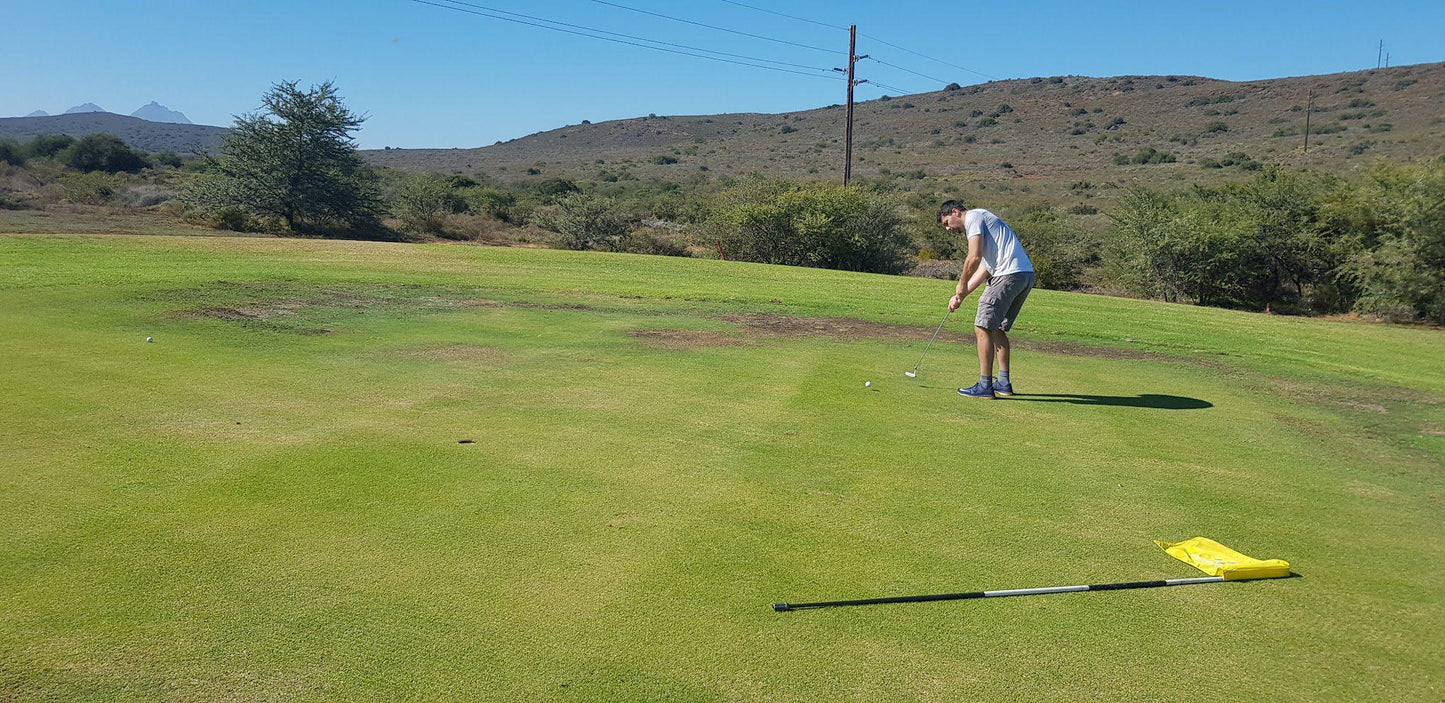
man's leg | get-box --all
[975,325,994,378]
[992,329,1013,396]
[959,324,997,398]
[993,329,1010,373]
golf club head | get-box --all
[904,371,917,378]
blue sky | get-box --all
[4,0,1442,149]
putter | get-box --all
[905,309,951,378]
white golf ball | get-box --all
[865,381,872,387]
[146,337,153,343]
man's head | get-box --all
[938,199,968,233]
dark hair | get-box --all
[937,199,967,220]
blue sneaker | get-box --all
[994,380,1015,397]
[958,381,995,399]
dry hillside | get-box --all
[365,62,1445,203]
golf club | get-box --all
[905,309,951,378]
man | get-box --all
[939,200,1035,399]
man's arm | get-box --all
[949,235,986,311]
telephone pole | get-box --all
[1303,90,1314,153]
[836,25,868,186]
[1377,40,1383,69]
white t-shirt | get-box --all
[965,208,1033,277]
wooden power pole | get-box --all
[839,25,868,186]
[1303,90,1314,153]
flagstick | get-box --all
[772,577,1225,611]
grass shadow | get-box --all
[1007,393,1213,410]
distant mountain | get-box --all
[0,112,227,153]
[24,110,48,118]
[131,101,192,124]
[63,103,106,114]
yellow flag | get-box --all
[1154,537,1291,580]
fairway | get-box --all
[2,234,1443,701]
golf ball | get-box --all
[865,381,872,387]
[146,337,153,343]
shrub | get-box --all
[464,187,518,222]
[1013,207,1094,290]
[62,134,151,173]
[1203,121,1229,133]
[1330,163,1445,322]
[0,139,24,166]
[153,151,184,168]
[392,173,462,234]
[23,134,75,159]
[976,117,998,127]
[779,125,796,134]
[1129,148,1176,165]
[651,154,678,165]
[537,191,630,250]
[57,171,124,204]
[708,180,911,274]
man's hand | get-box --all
[948,293,964,312]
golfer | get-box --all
[939,200,1035,399]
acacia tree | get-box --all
[187,81,378,229]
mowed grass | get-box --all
[1,234,1442,701]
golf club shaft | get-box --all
[772,576,1223,611]
[909,310,952,375]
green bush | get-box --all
[23,134,75,159]
[708,180,911,274]
[1129,148,1176,165]
[62,134,151,173]
[1013,207,1095,290]
[463,187,518,222]
[1328,163,1445,322]
[0,138,24,166]
[391,174,462,234]
[1203,121,1229,134]
[536,191,630,251]
[153,151,184,168]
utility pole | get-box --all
[1386,52,1390,68]
[1303,90,1314,154]
[1377,40,1383,69]
[834,25,868,186]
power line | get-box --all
[432,0,837,73]
[859,33,996,80]
[411,0,844,81]
[713,0,845,32]
[589,0,839,55]
[702,0,994,82]
[868,58,951,87]
[866,80,913,95]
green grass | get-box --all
[2,234,1443,701]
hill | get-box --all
[366,63,1445,203]
[0,112,226,153]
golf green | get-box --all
[2,234,1442,701]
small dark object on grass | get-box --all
[459,440,475,444]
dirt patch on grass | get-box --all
[161,281,474,334]
[382,343,502,362]
[627,312,1186,364]
[628,328,749,349]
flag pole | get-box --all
[772,576,1225,611]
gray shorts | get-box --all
[975,271,1035,332]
